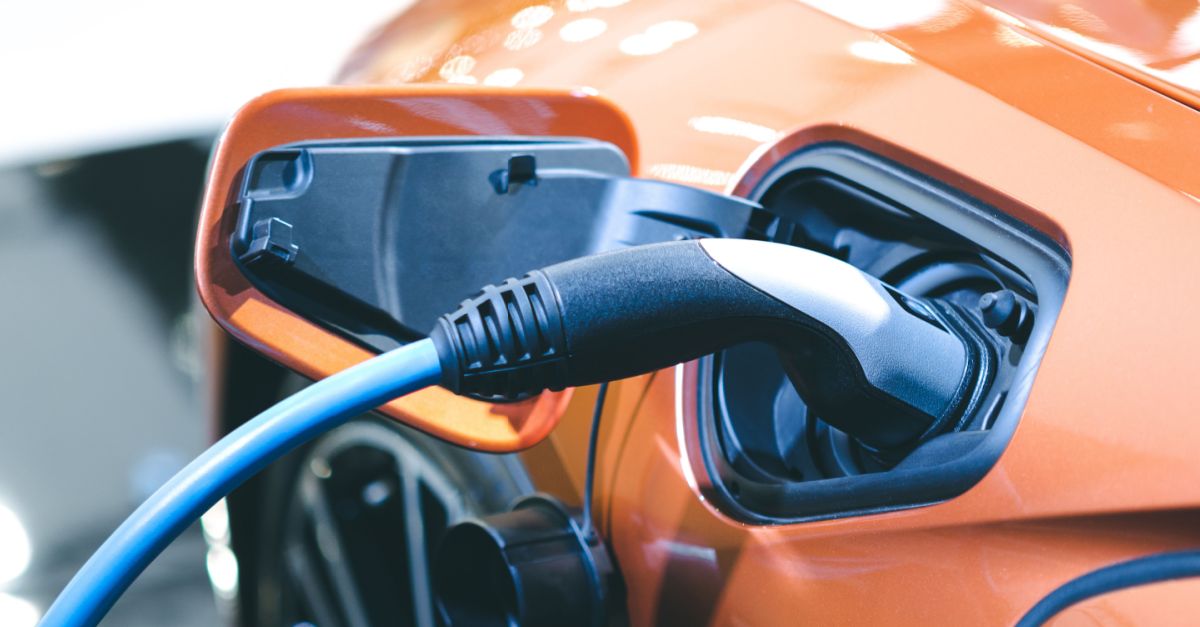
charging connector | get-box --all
[432,238,981,450]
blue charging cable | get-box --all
[39,339,443,627]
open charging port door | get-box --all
[231,137,756,357]
[194,84,756,452]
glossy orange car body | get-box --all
[201,0,1200,624]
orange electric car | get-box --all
[196,1,1200,626]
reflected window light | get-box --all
[916,3,971,34]
[568,0,630,11]
[201,499,230,544]
[996,25,1041,48]
[1166,8,1200,58]
[688,116,779,143]
[1057,4,1107,34]
[484,68,525,87]
[646,21,698,41]
[389,55,435,83]
[505,28,544,51]
[512,5,554,29]
[1162,57,1200,90]
[561,18,607,42]
[648,164,733,187]
[980,6,1026,29]
[620,33,672,55]
[620,21,698,56]
[1039,24,1149,66]
[798,0,948,31]
[848,40,913,64]
[439,55,476,80]
[206,545,239,600]
[0,594,38,627]
[0,504,31,585]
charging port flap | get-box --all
[231,137,757,353]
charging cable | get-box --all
[580,382,608,539]
[38,339,442,627]
[43,237,979,627]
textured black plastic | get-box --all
[430,273,568,399]
[433,494,612,627]
[979,289,1035,344]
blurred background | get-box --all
[0,2,412,624]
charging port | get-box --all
[698,143,1070,522]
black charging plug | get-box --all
[429,239,983,451]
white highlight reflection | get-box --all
[568,0,629,11]
[688,116,779,143]
[561,18,607,42]
[438,55,476,80]
[0,594,38,627]
[511,5,554,29]
[1166,8,1200,58]
[206,545,239,599]
[1057,4,1107,34]
[848,40,913,64]
[916,3,970,33]
[674,365,700,494]
[1164,57,1200,90]
[1038,23,1150,65]
[620,33,672,55]
[996,25,1041,48]
[648,164,733,187]
[201,499,230,544]
[646,21,697,41]
[0,504,30,585]
[505,28,544,50]
[798,0,948,31]
[620,21,697,55]
[484,68,525,87]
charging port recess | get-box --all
[698,143,1070,523]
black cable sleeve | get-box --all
[580,382,609,539]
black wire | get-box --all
[580,381,609,539]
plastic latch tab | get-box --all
[240,217,299,270]
[494,154,538,194]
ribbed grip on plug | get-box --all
[429,271,569,400]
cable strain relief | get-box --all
[429,318,464,394]
[429,270,570,400]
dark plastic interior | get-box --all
[232,137,755,353]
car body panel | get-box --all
[205,0,1200,624]
[977,0,1200,113]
